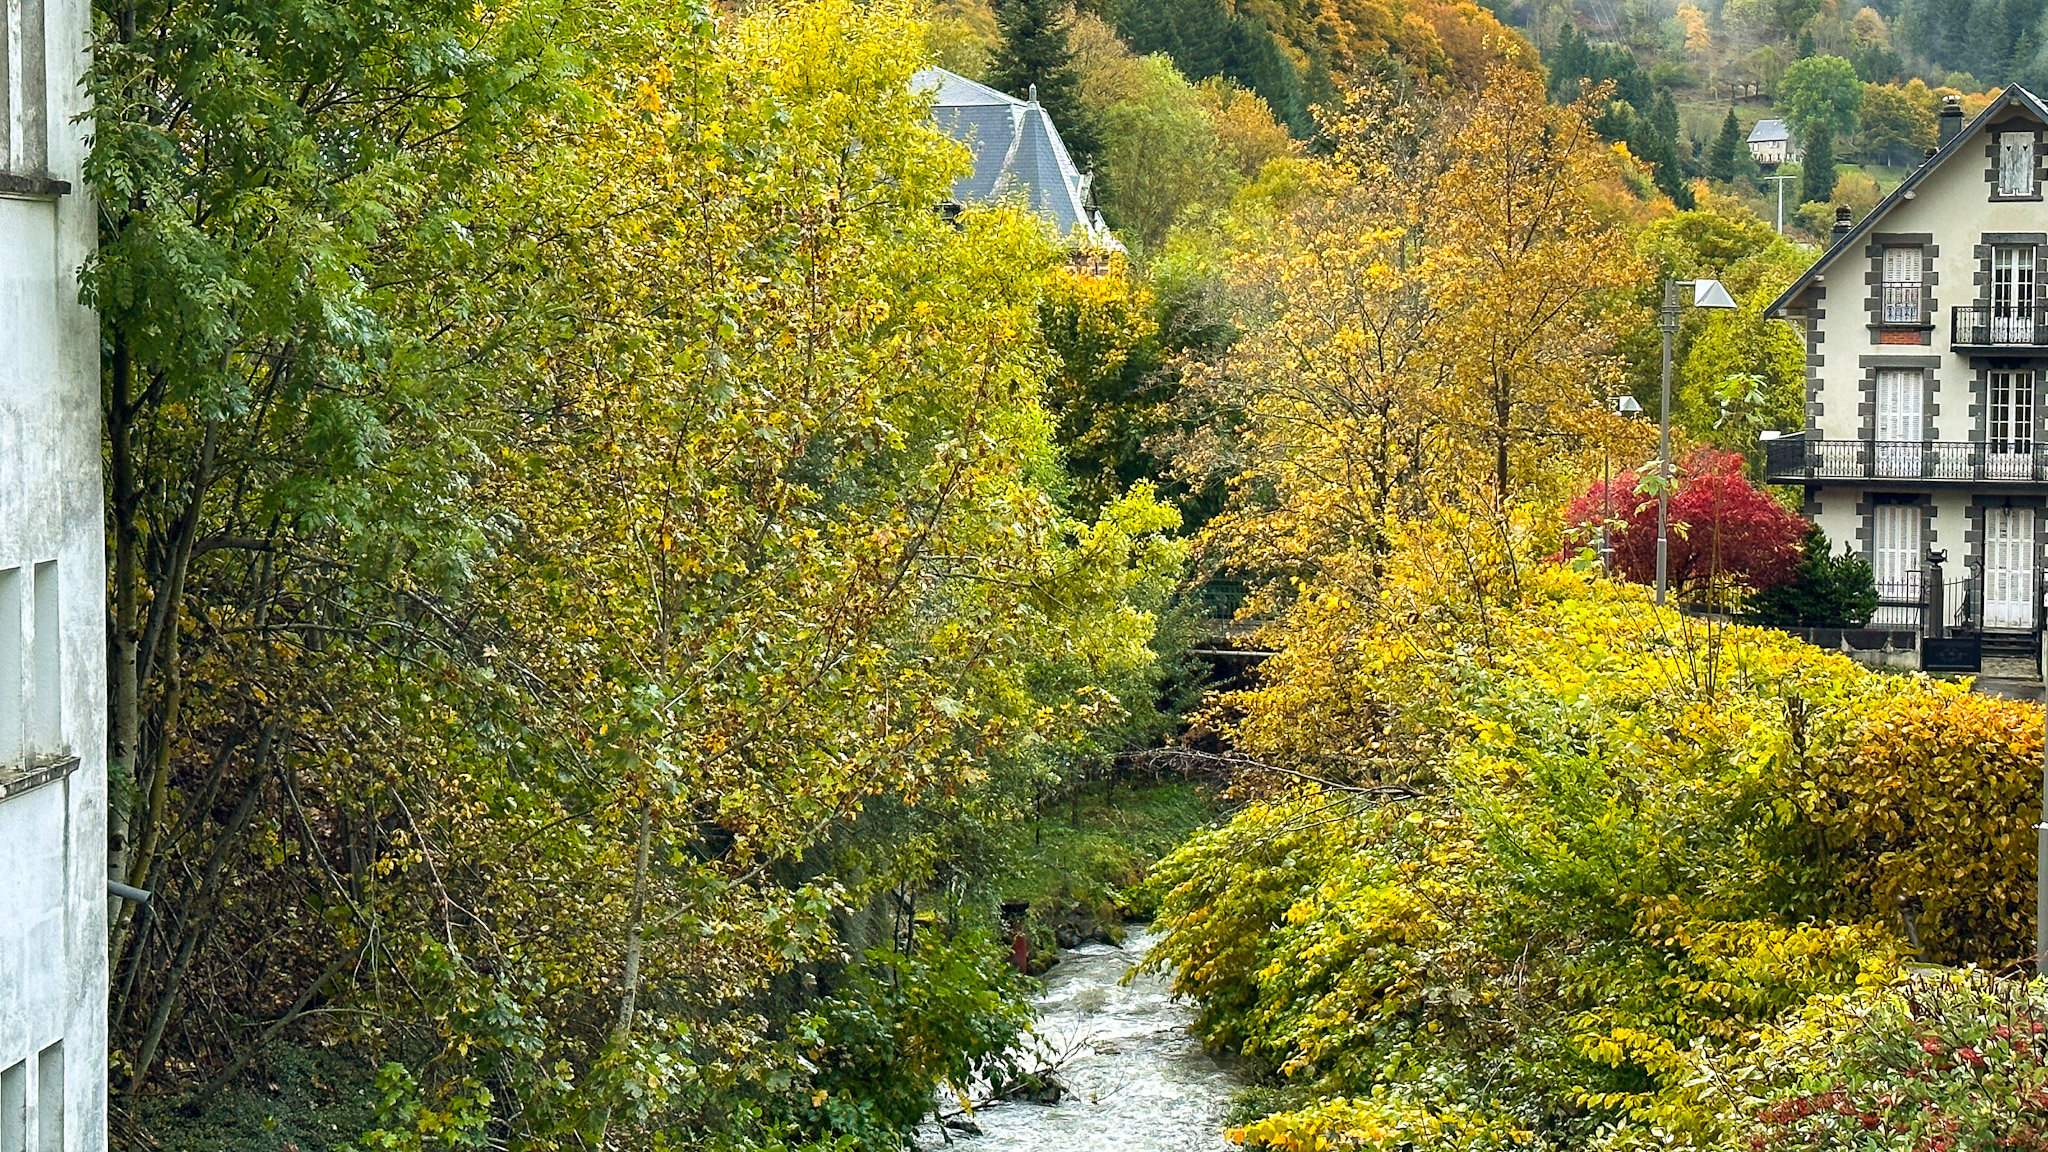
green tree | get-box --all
[1858,81,1937,163]
[88,2,1185,1147]
[1779,53,1864,140]
[1750,526,1880,626]
[990,0,1103,164]
[1708,106,1745,181]
[1801,120,1839,203]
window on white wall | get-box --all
[2002,131,2038,196]
[30,560,58,756]
[0,1061,24,1152]
[0,566,19,768]
[0,0,50,176]
[1882,247,1924,322]
[35,1043,60,1152]
[1873,504,1924,626]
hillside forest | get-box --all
[90,0,2048,1148]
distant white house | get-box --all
[1748,117,1800,165]
[0,0,108,1142]
[912,67,1116,247]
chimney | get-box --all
[1832,205,1853,239]
[1939,94,1964,145]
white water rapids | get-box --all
[916,926,1245,1152]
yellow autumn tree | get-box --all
[1183,66,1648,591]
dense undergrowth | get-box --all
[1143,557,2048,1151]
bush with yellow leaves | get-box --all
[1146,558,2040,1149]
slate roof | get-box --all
[1747,118,1791,144]
[912,67,1112,245]
[1769,86,2048,318]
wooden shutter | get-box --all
[1872,504,1920,592]
[2003,131,2037,196]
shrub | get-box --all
[1563,449,1807,601]
[1789,681,2046,964]
[1749,525,1878,627]
[1712,972,2048,1150]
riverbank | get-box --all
[999,778,1221,971]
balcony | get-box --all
[1764,436,2048,483]
[1952,304,2048,349]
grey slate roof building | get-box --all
[912,67,1114,246]
[1746,117,1799,164]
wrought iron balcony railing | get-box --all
[1764,437,2048,482]
[1952,304,2048,347]
[1881,282,1924,324]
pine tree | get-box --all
[1796,27,1817,58]
[1801,120,1838,203]
[1650,88,1681,140]
[1709,106,1743,181]
[1549,24,1590,101]
[989,0,1102,166]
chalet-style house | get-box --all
[913,67,1115,247]
[1748,118,1798,166]
[0,0,108,1140]
[1767,88,2048,665]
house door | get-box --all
[1985,507,2036,630]
[1990,369,2036,479]
[1875,368,1923,477]
[1872,504,1922,627]
[1994,245,2036,342]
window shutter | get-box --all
[2002,131,2037,196]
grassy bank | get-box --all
[1001,776,1222,967]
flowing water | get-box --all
[917,925,1244,1152]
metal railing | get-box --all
[1952,304,2048,346]
[1871,573,2003,633]
[1872,575,1924,629]
[1763,437,2048,482]
[1881,282,1923,324]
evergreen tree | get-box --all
[1550,24,1592,101]
[1797,27,1817,58]
[1709,106,1743,181]
[1750,527,1879,625]
[1650,89,1680,141]
[1801,120,1838,203]
[1115,0,1312,137]
[989,0,1102,165]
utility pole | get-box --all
[1765,172,1796,235]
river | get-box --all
[917,925,1245,1152]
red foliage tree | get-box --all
[1564,448,1806,597]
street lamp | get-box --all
[1655,279,1739,607]
[1604,396,1643,575]
[1763,172,1797,235]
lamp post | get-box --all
[1763,173,1796,235]
[1606,395,1644,575]
[1656,278,1739,607]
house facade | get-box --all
[1768,88,2048,659]
[1747,117,1798,166]
[0,0,108,1142]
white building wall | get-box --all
[0,0,105,1142]
[1793,106,2048,630]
